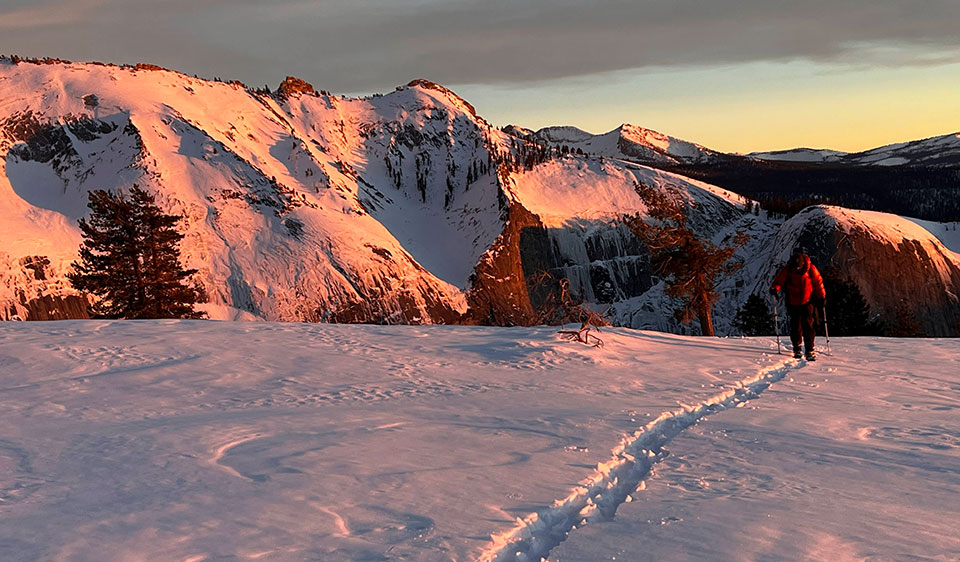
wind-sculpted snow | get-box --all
[0,321,957,561]
[479,358,802,562]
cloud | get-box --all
[2,0,959,92]
[280,0,960,90]
[0,0,109,29]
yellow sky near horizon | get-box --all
[456,60,960,154]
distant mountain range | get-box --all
[510,124,960,221]
[509,124,728,166]
[513,123,960,168]
[2,56,959,335]
[749,131,960,167]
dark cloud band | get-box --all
[2,0,958,91]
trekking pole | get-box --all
[822,299,831,356]
[773,294,782,355]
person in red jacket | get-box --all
[770,250,826,360]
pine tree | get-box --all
[68,190,143,317]
[733,293,774,336]
[821,273,881,336]
[68,187,205,319]
[130,187,206,318]
[624,184,748,336]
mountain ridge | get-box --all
[2,57,959,334]
[513,119,960,168]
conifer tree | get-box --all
[624,184,748,336]
[733,293,774,336]
[68,186,205,319]
[821,273,881,336]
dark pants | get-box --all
[787,303,816,353]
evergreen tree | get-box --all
[68,187,205,319]
[821,273,881,336]
[624,184,748,336]
[69,189,143,317]
[889,302,923,337]
[733,293,774,336]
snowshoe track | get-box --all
[479,358,802,562]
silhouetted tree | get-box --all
[624,183,748,336]
[68,186,205,319]
[821,273,882,336]
[733,293,774,336]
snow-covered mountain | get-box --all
[0,58,752,327]
[523,124,728,165]
[2,57,959,335]
[540,125,960,169]
[750,132,960,167]
[747,148,848,163]
[843,131,960,167]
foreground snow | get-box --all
[1,321,957,561]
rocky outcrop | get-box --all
[276,76,316,99]
[462,202,551,326]
[766,206,960,337]
[0,255,89,321]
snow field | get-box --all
[0,321,957,561]
[551,338,960,561]
[480,359,802,562]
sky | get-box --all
[1,0,959,153]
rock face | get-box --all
[462,203,549,326]
[0,256,88,321]
[765,206,960,337]
[276,76,316,99]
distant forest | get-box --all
[663,161,960,221]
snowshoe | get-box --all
[793,348,803,359]
[805,351,817,361]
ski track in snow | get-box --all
[479,358,803,562]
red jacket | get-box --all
[771,254,826,306]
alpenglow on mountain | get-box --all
[2,57,959,335]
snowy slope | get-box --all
[529,124,726,165]
[748,147,848,163]
[0,60,514,323]
[551,337,960,561]
[0,321,957,561]
[750,132,960,167]
[0,58,750,328]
